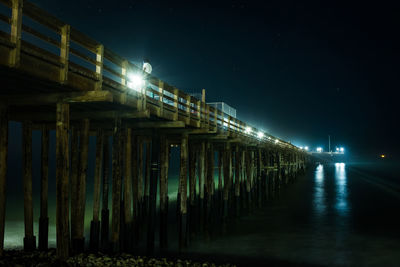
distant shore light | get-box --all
[380,154,386,158]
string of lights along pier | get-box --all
[0,0,307,258]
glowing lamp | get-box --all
[245,127,252,134]
[304,146,309,151]
[275,139,279,144]
[316,147,322,153]
[340,147,344,152]
[127,73,145,92]
[257,132,264,139]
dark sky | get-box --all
[30,0,399,158]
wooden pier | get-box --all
[0,0,307,258]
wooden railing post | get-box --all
[197,99,201,122]
[186,94,191,124]
[173,87,179,120]
[60,24,70,83]
[159,80,164,116]
[9,0,23,67]
[121,60,128,88]
[95,44,104,90]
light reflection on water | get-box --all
[313,164,326,216]
[335,163,350,216]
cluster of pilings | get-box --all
[0,105,306,259]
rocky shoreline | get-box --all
[0,250,236,267]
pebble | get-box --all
[0,249,236,267]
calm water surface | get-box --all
[188,162,400,266]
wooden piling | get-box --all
[111,118,122,252]
[144,141,151,216]
[198,141,205,233]
[178,134,188,249]
[39,128,49,251]
[123,128,133,251]
[159,135,169,249]
[90,129,104,251]
[55,103,70,258]
[131,134,139,246]
[70,126,79,249]
[205,142,214,237]
[22,121,35,251]
[147,134,160,254]
[100,136,110,251]
[234,145,240,217]
[0,107,8,257]
[188,142,197,240]
[73,119,89,252]
[137,137,144,241]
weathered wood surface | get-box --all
[39,128,49,251]
[0,107,8,257]
[55,103,70,258]
[22,121,35,251]
[111,118,122,251]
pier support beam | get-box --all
[56,103,70,258]
[111,118,122,252]
[22,121,35,251]
[147,134,160,254]
[0,107,8,257]
[39,128,49,251]
[100,136,110,251]
[90,130,104,251]
[178,134,188,249]
[159,135,169,249]
[123,129,133,251]
[72,119,90,253]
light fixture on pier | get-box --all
[317,147,323,153]
[275,139,279,144]
[336,147,339,152]
[299,146,303,150]
[245,126,252,134]
[257,132,264,139]
[127,73,145,92]
[340,147,344,152]
[304,146,309,151]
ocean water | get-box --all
[186,160,400,266]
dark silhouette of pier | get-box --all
[0,0,307,258]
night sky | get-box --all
[27,0,400,158]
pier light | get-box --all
[304,146,309,151]
[336,147,339,151]
[245,126,252,134]
[257,132,264,139]
[127,73,145,92]
[299,146,303,150]
[340,147,344,152]
[316,147,323,153]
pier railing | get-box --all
[0,0,297,149]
